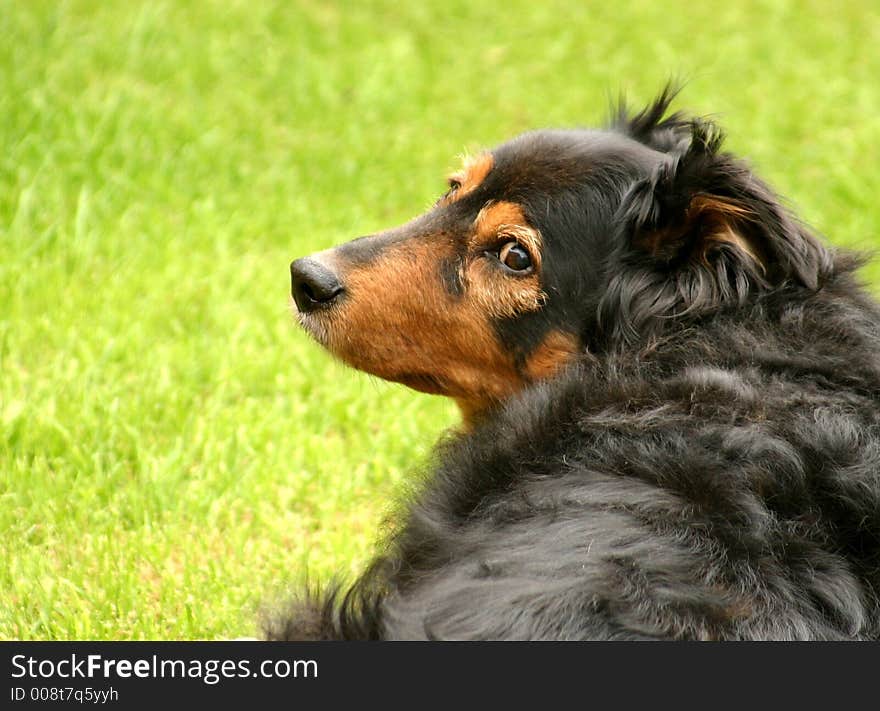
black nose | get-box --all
[290,258,344,312]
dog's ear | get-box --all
[612,82,691,154]
[600,115,833,345]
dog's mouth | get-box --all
[293,307,331,348]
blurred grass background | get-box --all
[1,0,879,639]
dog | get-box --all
[273,87,880,640]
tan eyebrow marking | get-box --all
[443,153,494,203]
[471,201,543,273]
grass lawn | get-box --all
[2,0,879,639]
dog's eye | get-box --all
[498,242,532,272]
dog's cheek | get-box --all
[523,330,581,381]
[465,259,546,321]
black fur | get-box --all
[269,88,880,640]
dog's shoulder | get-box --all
[378,281,880,639]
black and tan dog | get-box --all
[276,87,880,640]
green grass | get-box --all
[2,0,879,639]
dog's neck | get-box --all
[455,397,493,430]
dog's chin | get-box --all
[336,352,450,396]
[390,372,448,396]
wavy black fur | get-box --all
[268,88,880,640]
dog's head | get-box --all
[291,86,833,421]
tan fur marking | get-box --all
[691,196,765,269]
[524,330,581,381]
[444,153,494,204]
[705,225,764,269]
[689,195,753,219]
[639,195,766,271]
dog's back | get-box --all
[374,273,880,640]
